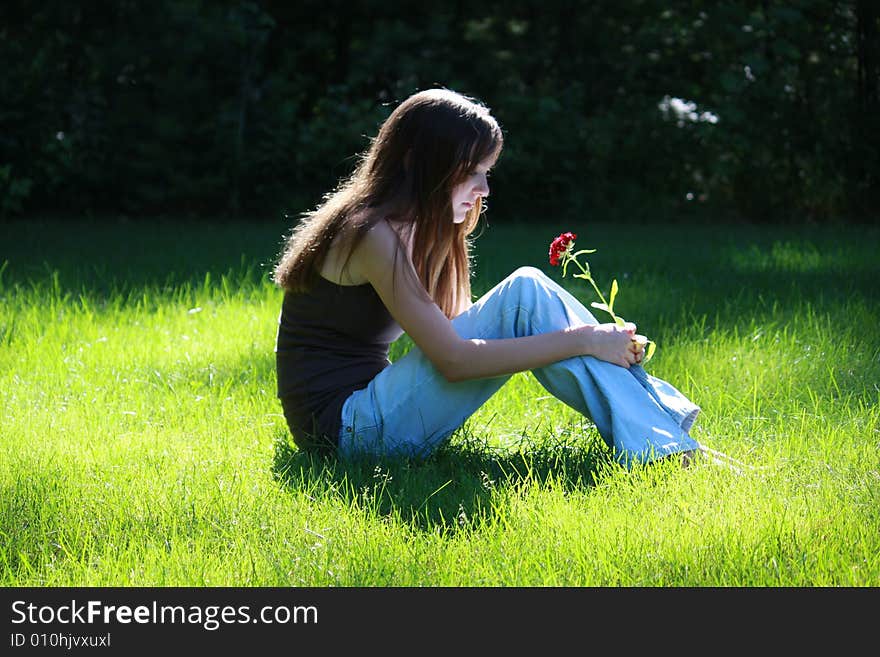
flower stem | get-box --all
[571,257,619,324]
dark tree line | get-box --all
[1,0,878,224]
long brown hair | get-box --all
[272,88,503,318]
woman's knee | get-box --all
[509,265,546,282]
[503,266,556,301]
[470,265,564,326]
[486,267,569,329]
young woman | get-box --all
[272,88,702,467]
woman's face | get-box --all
[450,153,497,224]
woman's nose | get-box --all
[475,174,490,196]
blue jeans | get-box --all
[338,266,700,467]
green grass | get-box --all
[1,217,878,586]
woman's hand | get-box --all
[579,321,644,368]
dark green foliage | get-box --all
[1,0,877,223]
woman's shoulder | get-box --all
[321,211,405,285]
[348,203,410,248]
[352,216,408,266]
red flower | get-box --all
[548,231,577,266]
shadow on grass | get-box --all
[0,218,285,297]
[270,426,616,533]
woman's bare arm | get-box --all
[349,220,639,382]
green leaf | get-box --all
[609,278,618,313]
[614,316,626,327]
[720,71,743,94]
[644,340,656,363]
[572,249,597,257]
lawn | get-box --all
[1,217,878,586]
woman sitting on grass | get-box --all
[272,87,703,467]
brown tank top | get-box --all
[275,276,403,450]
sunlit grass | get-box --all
[1,218,878,586]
